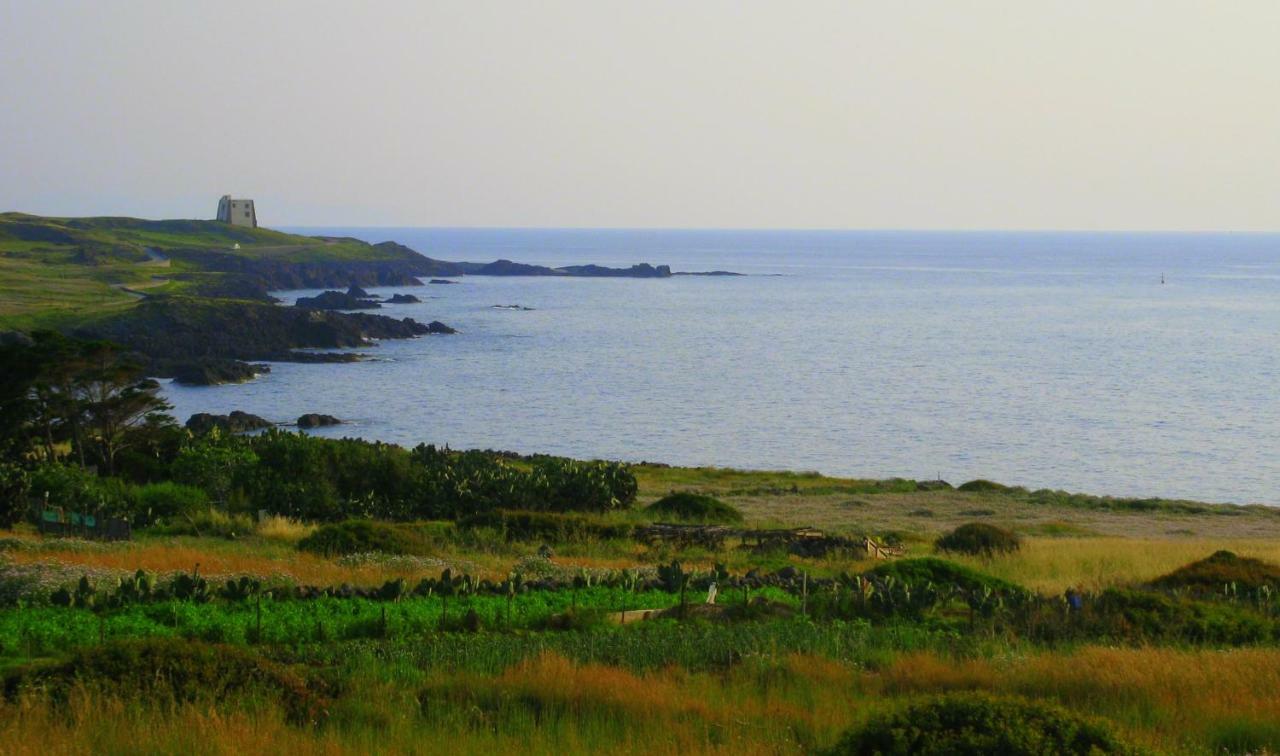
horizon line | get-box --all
[277,223,1280,236]
[5,209,1278,235]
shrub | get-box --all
[146,507,254,539]
[935,523,1020,556]
[255,514,316,543]
[645,492,743,523]
[1149,550,1280,594]
[956,479,1012,493]
[297,519,432,557]
[458,510,632,542]
[133,481,209,521]
[868,558,1030,598]
[0,462,29,529]
[170,438,259,506]
[527,456,638,512]
[2,638,324,724]
[827,693,1138,755]
[1088,588,1272,645]
[26,463,136,519]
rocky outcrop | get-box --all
[169,358,268,386]
[456,259,562,276]
[559,263,672,278]
[453,260,677,278]
[428,279,459,285]
[186,411,273,435]
[77,298,453,373]
[346,285,373,298]
[386,294,421,304]
[294,291,381,310]
[297,413,342,428]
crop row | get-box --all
[0,586,798,658]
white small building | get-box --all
[216,195,257,228]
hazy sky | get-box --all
[2,1,1277,230]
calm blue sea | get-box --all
[163,229,1280,505]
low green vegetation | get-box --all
[2,637,321,723]
[935,522,1022,556]
[1149,549,1280,595]
[298,520,436,557]
[458,509,633,542]
[828,693,1140,755]
[645,491,743,523]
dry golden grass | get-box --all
[874,646,1280,752]
[0,695,348,756]
[3,648,1278,754]
[418,652,855,754]
[12,527,1280,597]
[3,541,458,588]
[254,515,317,544]
[948,537,1280,593]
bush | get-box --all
[133,481,209,521]
[935,523,1020,556]
[0,463,29,529]
[527,455,638,512]
[2,638,324,724]
[827,693,1138,755]
[458,510,632,542]
[956,479,1012,493]
[26,463,136,519]
[645,492,743,523]
[170,438,259,506]
[1088,588,1272,645]
[1149,550,1280,594]
[297,519,432,557]
[868,558,1030,598]
[146,507,254,539]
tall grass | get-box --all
[949,537,1280,593]
[255,515,316,544]
[5,646,1279,754]
[874,646,1280,753]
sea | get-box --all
[162,228,1280,505]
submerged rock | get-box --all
[386,293,421,304]
[428,279,459,285]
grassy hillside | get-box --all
[0,213,437,329]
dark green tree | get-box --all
[75,342,172,476]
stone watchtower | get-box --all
[216,195,257,228]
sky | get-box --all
[1,1,1277,231]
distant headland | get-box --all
[0,205,741,386]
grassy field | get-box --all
[3,465,1280,754]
